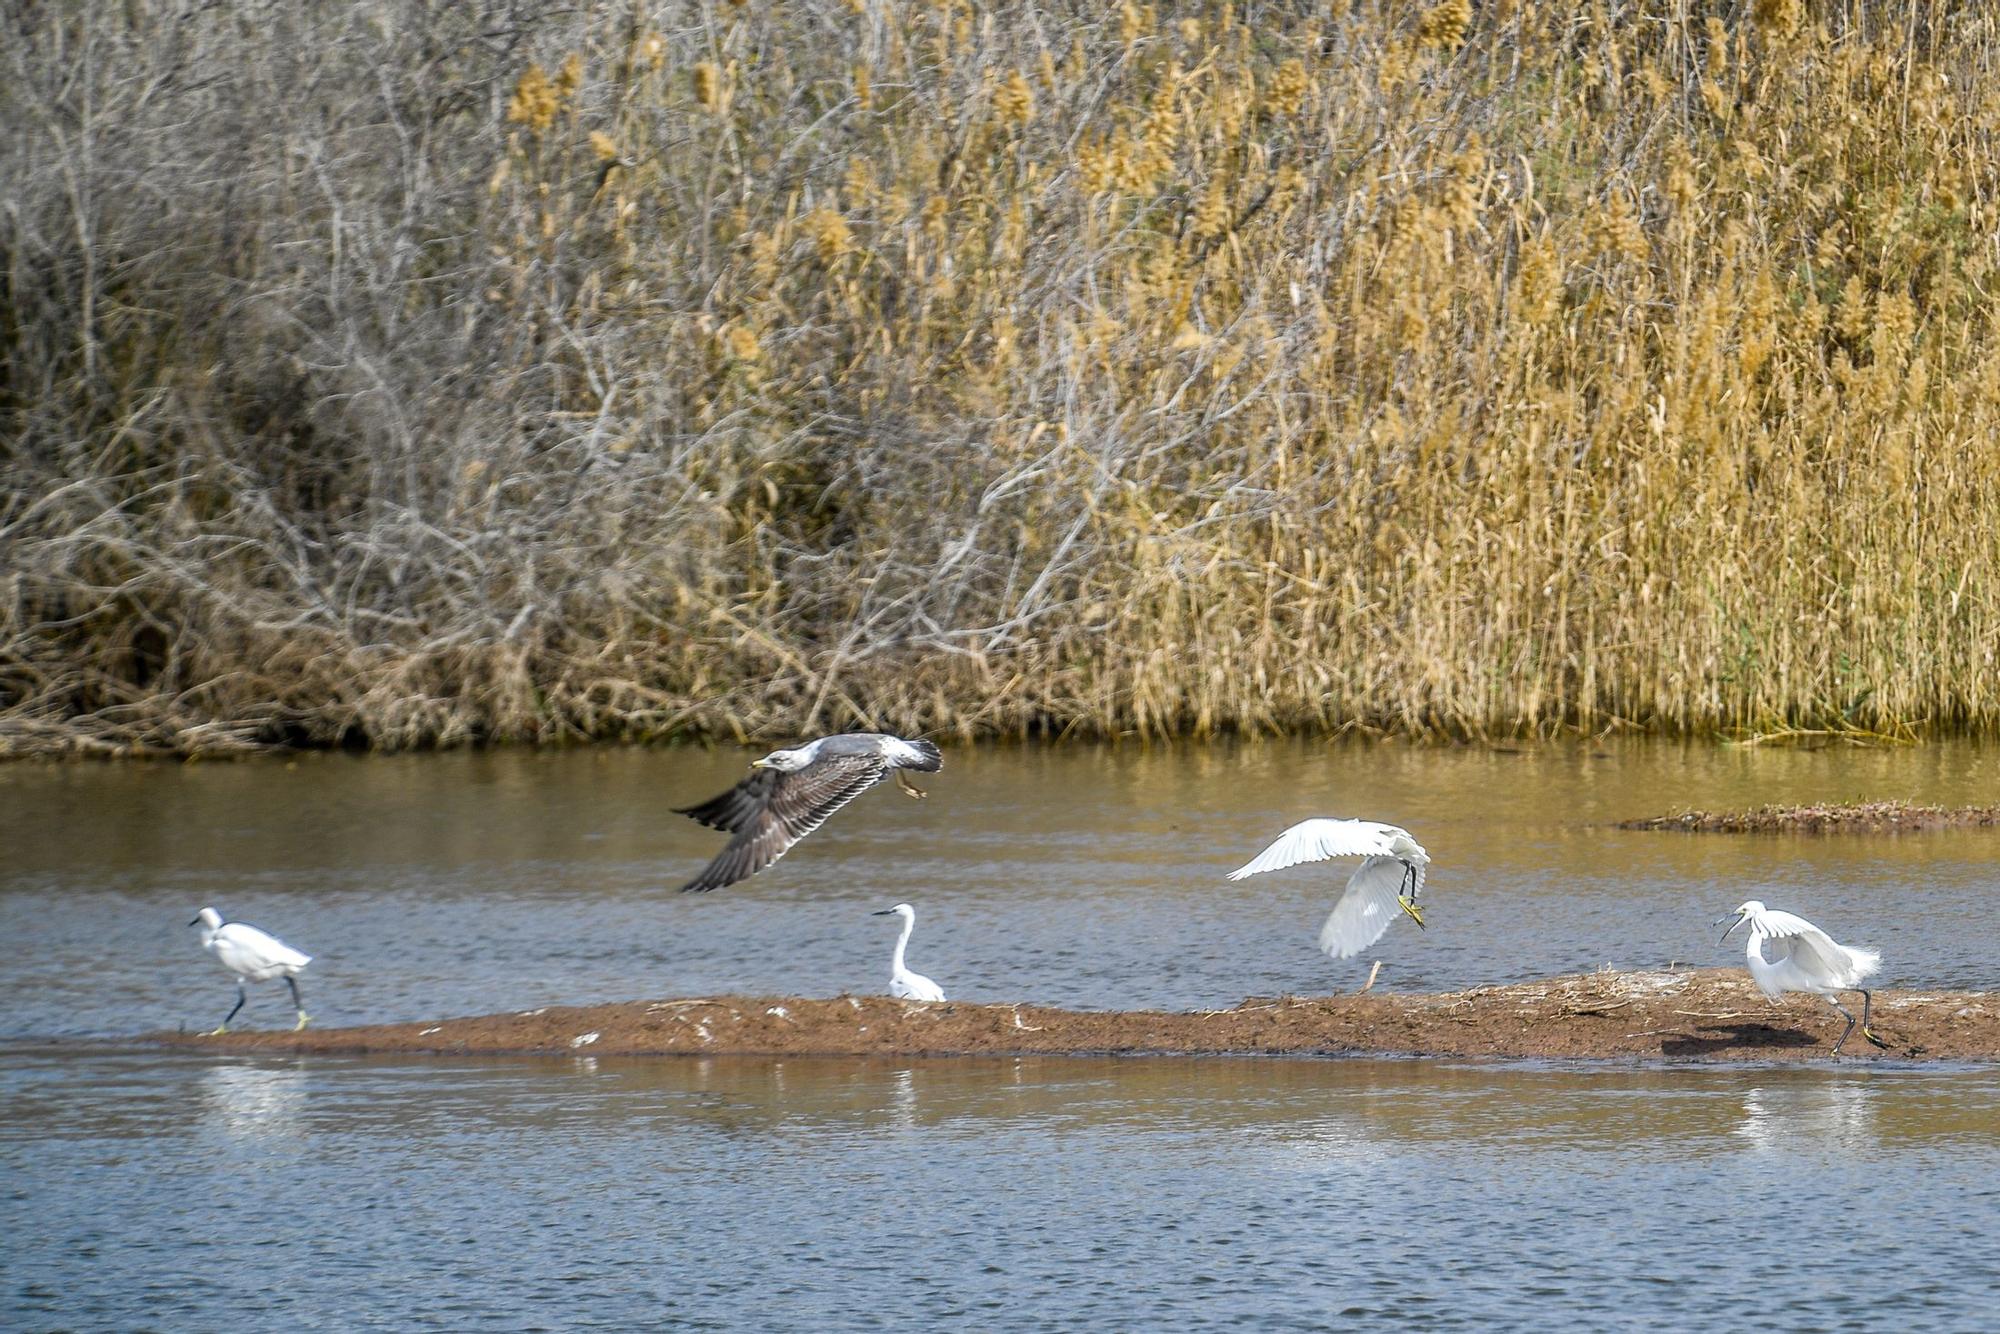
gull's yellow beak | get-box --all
[750,758,771,769]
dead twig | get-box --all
[1670,1010,1772,1021]
[1562,1000,1635,1017]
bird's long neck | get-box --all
[1740,928,1794,1000]
[891,916,914,974]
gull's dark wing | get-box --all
[676,754,888,892]
[674,769,780,834]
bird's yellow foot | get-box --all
[1862,1026,1891,1050]
[207,1025,229,1036]
[894,773,928,799]
[294,1013,312,1032]
[1400,898,1426,929]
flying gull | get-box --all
[673,732,943,893]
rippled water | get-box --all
[5,741,1999,1325]
[5,1051,1999,1328]
[1,739,1997,1036]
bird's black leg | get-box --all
[1857,989,1890,1050]
[287,976,311,1031]
[1397,861,1425,929]
[214,986,247,1035]
[1827,997,1857,1055]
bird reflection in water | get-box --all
[1734,1079,1878,1153]
[200,1061,308,1140]
[889,1067,920,1132]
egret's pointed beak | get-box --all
[1716,913,1746,943]
[188,917,202,927]
[871,909,895,916]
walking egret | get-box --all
[871,903,946,1002]
[1228,819,1430,960]
[674,733,943,892]
[189,907,312,1033]
[1717,900,1890,1055]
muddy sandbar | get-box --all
[1617,801,2000,833]
[152,970,2000,1064]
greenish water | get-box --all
[3,739,1997,1326]
[1,739,1996,1035]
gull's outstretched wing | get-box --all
[675,769,779,833]
[1226,819,1403,881]
[676,754,888,892]
[1317,855,1417,958]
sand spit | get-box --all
[153,970,2000,1064]
[1617,801,2000,833]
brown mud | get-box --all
[154,970,2000,1063]
[1617,801,2000,833]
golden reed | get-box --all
[3,1,1995,753]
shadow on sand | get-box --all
[1661,1023,1825,1057]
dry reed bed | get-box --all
[5,1,2000,754]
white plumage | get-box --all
[1227,818,1431,960]
[191,906,312,1033]
[1718,900,1889,1054]
[872,902,946,1002]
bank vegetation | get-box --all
[5,0,1998,754]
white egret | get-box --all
[871,902,946,1002]
[1717,900,1890,1055]
[674,733,943,892]
[1228,819,1430,960]
[189,907,312,1033]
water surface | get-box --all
[4,1050,1998,1329]
[2,739,1996,1036]
[6,741,2000,1327]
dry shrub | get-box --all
[4,0,1999,754]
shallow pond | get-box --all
[5,740,1999,1325]
[1,739,1995,1035]
[5,1050,1998,1328]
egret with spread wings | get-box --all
[1717,900,1891,1055]
[1227,818,1430,960]
[673,733,943,893]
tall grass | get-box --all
[5,0,1999,754]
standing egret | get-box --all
[871,903,946,1002]
[1717,901,1891,1055]
[673,733,943,893]
[1228,819,1430,960]
[189,907,312,1033]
